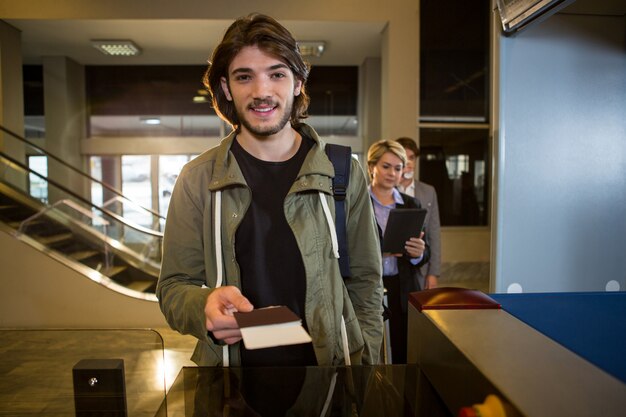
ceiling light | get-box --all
[193,96,208,103]
[91,40,142,56]
[298,41,326,58]
[140,117,161,125]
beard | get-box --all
[237,97,294,137]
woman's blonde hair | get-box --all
[366,140,407,180]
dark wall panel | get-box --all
[85,65,358,117]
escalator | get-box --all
[0,125,165,299]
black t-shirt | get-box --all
[231,134,317,367]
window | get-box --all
[28,155,48,202]
[420,0,490,226]
[420,127,489,226]
[90,154,197,226]
[121,155,152,228]
[90,156,104,208]
[158,155,196,216]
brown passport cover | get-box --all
[234,306,300,328]
[409,287,501,311]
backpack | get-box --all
[324,143,352,278]
[326,145,391,322]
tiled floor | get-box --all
[439,261,491,293]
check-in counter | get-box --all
[407,287,626,417]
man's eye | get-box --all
[235,75,251,81]
[271,72,286,79]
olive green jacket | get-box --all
[156,123,383,366]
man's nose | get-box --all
[251,77,271,98]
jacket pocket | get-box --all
[191,340,223,366]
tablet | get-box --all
[382,208,427,254]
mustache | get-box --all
[249,98,278,108]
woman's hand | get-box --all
[401,231,425,259]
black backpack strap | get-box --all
[325,143,352,278]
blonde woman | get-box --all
[367,140,429,364]
[395,137,440,291]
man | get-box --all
[156,13,383,368]
[395,137,441,290]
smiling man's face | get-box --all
[220,45,302,138]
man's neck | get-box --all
[399,177,413,188]
[236,124,301,162]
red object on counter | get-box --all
[458,407,479,417]
[457,395,508,417]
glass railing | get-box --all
[0,329,168,417]
[0,124,166,233]
[0,151,162,295]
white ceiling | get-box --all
[5,19,386,66]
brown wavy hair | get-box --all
[203,13,311,129]
[395,137,420,157]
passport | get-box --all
[234,306,312,350]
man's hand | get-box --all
[204,286,254,345]
[424,274,438,289]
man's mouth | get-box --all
[249,99,278,114]
[251,106,275,113]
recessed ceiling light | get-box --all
[193,96,208,103]
[91,40,142,56]
[298,41,326,58]
[140,117,161,125]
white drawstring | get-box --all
[319,192,340,259]
[340,316,351,366]
[215,190,223,288]
[320,372,338,417]
[215,190,349,368]
[319,192,351,366]
[214,190,229,367]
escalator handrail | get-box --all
[0,124,166,223]
[0,150,164,239]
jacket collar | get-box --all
[208,123,336,193]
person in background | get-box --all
[157,13,383,369]
[367,139,429,364]
[395,137,441,291]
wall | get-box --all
[442,227,490,263]
[0,20,24,161]
[494,11,626,292]
[0,0,420,140]
[1,0,491,288]
[0,228,168,328]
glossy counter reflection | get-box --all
[0,329,169,417]
[160,365,451,417]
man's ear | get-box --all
[294,79,303,97]
[220,76,233,101]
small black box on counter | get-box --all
[72,359,127,417]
